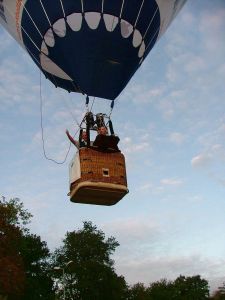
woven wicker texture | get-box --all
[76,148,127,186]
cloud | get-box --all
[157,98,175,119]
[137,177,184,195]
[191,143,225,186]
[0,57,38,114]
[162,0,225,106]
[120,126,153,159]
[115,254,225,293]
[191,142,225,169]
[94,211,225,293]
[160,178,184,187]
[138,183,153,191]
[28,125,74,162]
[191,153,212,168]
[123,84,165,105]
[184,55,206,74]
[169,132,185,145]
[199,8,225,55]
[218,63,225,76]
[103,217,160,245]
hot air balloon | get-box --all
[0,0,187,99]
[0,0,187,205]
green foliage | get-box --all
[63,221,119,267]
[52,221,128,300]
[19,234,55,300]
[173,275,209,300]
[0,197,54,299]
[0,197,26,298]
[128,276,210,300]
[0,255,25,299]
[0,197,32,230]
[128,282,149,300]
[147,279,175,300]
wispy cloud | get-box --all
[116,254,225,292]
[191,153,212,168]
[191,142,225,186]
[169,132,185,145]
[138,177,184,194]
[103,217,160,244]
[199,8,225,56]
[122,137,150,154]
[123,83,165,105]
[160,178,184,187]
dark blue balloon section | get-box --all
[21,0,160,99]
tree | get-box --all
[129,276,210,300]
[173,275,209,300]
[0,197,55,299]
[19,233,55,300]
[146,279,175,300]
[0,197,28,298]
[52,221,128,300]
[128,282,149,300]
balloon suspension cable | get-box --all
[79,100,116,136]
[59,89,81,128]
[39,71,80,164]
[84,95,96,115]
[109,100,115,118]
[85,95,90,112]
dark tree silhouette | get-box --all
[146,278,175,300]
[0,197,27,298]
[0,197,55,299]
[172,275,209,300]
[52,221,128,300]
[128,282,149,300]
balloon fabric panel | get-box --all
[19,0,161,99]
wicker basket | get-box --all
[70,147,128,205]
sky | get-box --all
[1,0,225,293]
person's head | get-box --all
[81,131,87,141]
[97,126,108,136]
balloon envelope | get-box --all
[0,0,187,99]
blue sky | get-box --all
[1,0,225,292]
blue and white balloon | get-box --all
[0,0,187,99]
